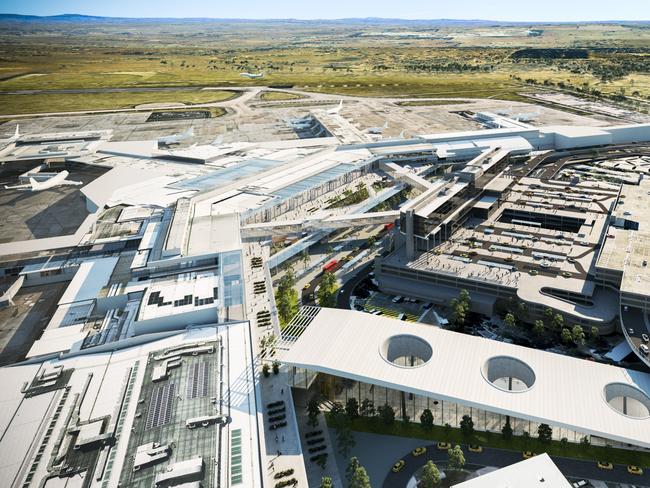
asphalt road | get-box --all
[336,261,374,309]
[383,442,650,487]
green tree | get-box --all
[419,460,441,487]
[349,465,371,488]
[448,445,466,470]
[317,271,339,308]
[460,415,474,438]
[533,319,545,336]
[504,313,517,328]
[275,267,298,326]
[552,313,565,331]
[450,298,467,329]
[561,327,572,344]
[345,397,359,421]
[537,423,553,444]
[337,427,356,458]
[378,403,395,425]
[450,289,471,330]
[590,326,599,341]
[420,408,434,430]
[319,477,333,488]
[360,398,375,417]
[572,325,586,346]
[329,401,345,424]
[307,398,320,428]
[301,250,310,270]
[544,307,554,325]
[346,457,360,484]
[502,419,513,440]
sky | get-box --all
[1,0,649,22]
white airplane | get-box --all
[327,100,343,115]
[0,125,19,147]
[158,127,194,146]
[367,121,388,135]
[4,170,82,191]
[240,72,264,79]
[289,120,314,130]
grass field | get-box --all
[1,20,650,111]
[396,99,471,106]
[0,89,237,115]
[259,90,303,101]
[328,414,650,467]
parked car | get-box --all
[642,334,649,343]
[628,465,643,475]
[437,442,451,450]
[392,460,405,473]
[597,461,613,470]
[411,447,427,457]
[522,451,536,459]
[468,445,483,453]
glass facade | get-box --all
[290,369,630,448]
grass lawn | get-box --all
[327,414,650,467]
[396,100,472,106]
[259,90,303,101]
[0,89,237,115]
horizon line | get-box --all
[1,13,650,23]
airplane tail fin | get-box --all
[14,125,19,139]
[383,121,389,129]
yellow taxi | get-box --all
[628,465,643,475]
[411,447,427,457]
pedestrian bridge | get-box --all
[240,210,399,237]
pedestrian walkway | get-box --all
[293,389,344,488]
[258,370,309,487]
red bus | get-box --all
[323,259,338,273]
[384,222,395,231]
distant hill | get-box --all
[0,14,649,26]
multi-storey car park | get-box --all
[2,90,650,486]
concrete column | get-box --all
[405,209,415,260]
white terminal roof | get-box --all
[58,257,118,305]
[281,308,650,448]
[453,453,571,488]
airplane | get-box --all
[327,100,343,115]
[4,170,82,191]
[289,120,315,131]
[367,121,388,135]
[240,72,264,79]
[0,125,19,147]
[158,127,194,146]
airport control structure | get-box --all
[2,91,650,487]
